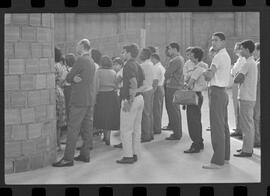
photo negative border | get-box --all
[0,0,269,195]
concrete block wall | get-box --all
[5,14,57,174]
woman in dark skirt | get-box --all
[94,56,120,145]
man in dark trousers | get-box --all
[52,39,96,167]
[203,32,231,169]
[164,42,185,140]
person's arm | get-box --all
[164,59,178,79]
[66,58,83,83]
[95,71,100,92]
[234,62,248,84]
[203,64,217,81]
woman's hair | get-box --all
[113,57,123,67]
[91,49,102,65]
[65,53,76,68]
[100,55,113,69]
[55,47,62,63]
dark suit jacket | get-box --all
[66,53,96,107]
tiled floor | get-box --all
[5,89,260,184]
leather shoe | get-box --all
[52,158,73,167]
[230,132,242,137]
[165,135,181,140]
[74,155,90,163]
[184,147,200,153]
[116,157,135,164]
[133,154,138,162]
[233,151,253,157]
[154,132,161,135]
[141,138,152,143]
[162,126,172,130]
[113,143,123,148]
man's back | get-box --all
[66,54,96,107]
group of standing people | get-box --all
[52,31,260,169]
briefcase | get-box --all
[173,89,198,105]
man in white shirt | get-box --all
[151,53,166,134]
[230,42,247,138]
[202,32,231,169]
[233,40,257,157]
[140,48,155,142]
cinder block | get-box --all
[31,43,42,58]
[15,43,30,58]
[5,93,11,109]
[28,91,41,106]
[35,74,46,89]
[35,105,47,122]
[46,74,55,88]
[20,74,35,90]
[49,88,56,104]
[40,89,50,105]
[30,153,44,170]
[11,125,27,141]
[42,14,51,27]
[42,44,52,57]
[22,140,36,156]
[40,58,50,73]
[5,75,19,90]
[5,14,11,25]
[36,137,47,151]
[21,108,35,123]
[37,28,51,43]
[22,27,36,41]
[47,105,56,120]
[25,58,39,73]
[5,159,14,174]
[5,142,21,158]
[12,14,28,24]
[5,43,14,58]
[5,109,21,125]
[43,150,57,166]
[5,26,20,42]
[30,14,41,26]
[11,92,27,108]
[42,121,52,136]
[28,123,42,139]
[9,59,25,74]
[14,157,30,173]
[5,125,12,141]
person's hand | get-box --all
[73,75,82,83]
[122,100,132,112]
[203,70,212,81]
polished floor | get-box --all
[5,90,260,184]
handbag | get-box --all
[173,89,198,105]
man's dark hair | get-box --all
[91,49,102,64]
[55,47,62,63]
[213,32,226,41]
[123,43,139,58]
[169,42,180,52]
[240,40,255,54]
[65,53,76,68]
[190,47,204,62]
[139,48,152,61]
[255,42,260,51]
[151,53,160,61]
[148,46,156,54]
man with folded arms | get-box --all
[233,40,257,157]
[203,32,231,169]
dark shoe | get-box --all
[165,135,181,140]
[113,143,123,148]
[141,138,152,143]
[254,143,261,148]
[74,155,90,163]
[133,154,138,162]
[162,126,172,130]
[154,131,161,135]
[52,158,74,167]
[116,157,135,164]
[230,132,242,137]
[233,151,253,157]
[184,146,200,153]
[76,146,93,151]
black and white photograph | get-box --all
[4,12,260,184]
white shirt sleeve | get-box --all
[211,54,220,69]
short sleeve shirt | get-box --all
[183,59,195,82]
[190,62,208,91]
[120,58,145,100]
[153,62,166,86]
[238,56,258,101]
[209,48,231,87]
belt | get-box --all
[210,86,225,89]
